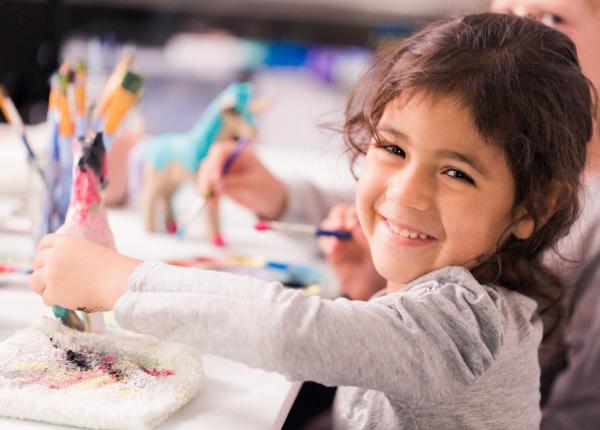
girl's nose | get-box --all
[385,168,432,212]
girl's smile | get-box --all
[382,217,436,243]
[356,92,534,292]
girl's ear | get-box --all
[511,212,535,240]
[511,185,560,240]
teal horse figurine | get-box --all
[141,82,261,239]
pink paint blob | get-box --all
[254,220,271,231]
[212,234,225,247]
[71,168,102,225]
[140,366,175,377]
[166,220,177,234]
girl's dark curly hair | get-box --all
[344,13,596,354]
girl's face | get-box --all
[490,0,600,100]
[356,93,533,291]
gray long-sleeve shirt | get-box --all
[114,263,542,429]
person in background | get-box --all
[490,1,600,429]
[30,13,594,429]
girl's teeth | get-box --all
[388,221,429,239]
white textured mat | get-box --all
[0,317,203,429]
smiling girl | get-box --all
[30,13,595,429]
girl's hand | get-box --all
[197,141,288,220]
[29,234,141,312]
[319,204,387,300]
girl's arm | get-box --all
[195,140,354,223]
[30,234,513,404]
[116,262,509,404]
[281,178,354,224]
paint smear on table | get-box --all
[167,253,322,293]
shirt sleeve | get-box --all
[114,262,505,404]
[280,178,354,224]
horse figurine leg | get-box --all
[164,187,178,234]
[205,197,223,246]
[142,165,162,232]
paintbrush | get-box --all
[0,86,49,189]
[254,220,353,240]
[177,137,249,236]
[0,263,33,275]
[95,48,135,123]
[74,59,87,137]
[56,71,75,138]
[103,70,143,136]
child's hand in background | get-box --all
[319,204,386,300]
[29,234,141,312]
[197,140,288,220]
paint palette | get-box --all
[0,255,32,285]
[0,317,203,429]
[167,254,322,294]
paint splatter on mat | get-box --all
[0,317,202,429]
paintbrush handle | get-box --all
[178,139,248,234]
[0,89,49,189]
[222,138,249,175]
[266,221,352,240]
[315,228,353,240]
[21,135,49,188]
[268,221,314,234]
[178,196,209,228]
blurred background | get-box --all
[0,0,490,241]
[0,0,491,119]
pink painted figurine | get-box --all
[53,133,114,332]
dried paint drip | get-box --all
[3,335,177,392]
[61,346,175,382]
[0,317,202,429]
[62,348,122,384]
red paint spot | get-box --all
[254,220,271,231]
[213,234,225,247]
[105,355,114,363]
[166,220,177,234]
[140,366,175,377]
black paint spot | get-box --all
[76,306,98,313]
[77,133,106,184]
[66,349,90,371]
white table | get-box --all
[0,199,339,430]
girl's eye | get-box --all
[444,168,475,185]
[380,144,406,158]
[540,13,564,26]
